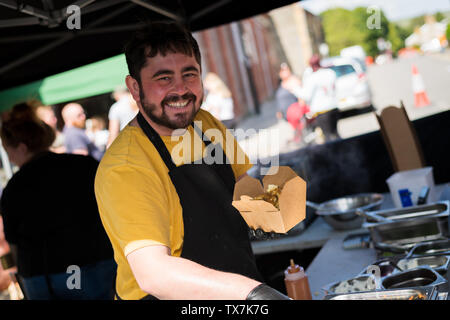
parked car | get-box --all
[340,45,366,64]
[320,56,372,111]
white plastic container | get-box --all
[386,167,436,208]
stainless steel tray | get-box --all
[397,255,450,274]
[406,239,450,258]
[381,266,447,292]
[324,287,438,300]
[322,274,378,296]
[359,258,404,278]
[325,266,447,300]
[362,201,450,251]
[360,255,450,278]
[363,201,449,223]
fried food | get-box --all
[253,184,281,209]
[408,293,426,300]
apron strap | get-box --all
[191,121,212,147]
[137,113,176,170]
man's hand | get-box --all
[246,284,291,300]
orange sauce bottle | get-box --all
[284,259,312,300]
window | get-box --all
[327,64,356,77]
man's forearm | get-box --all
[128,245,261,300]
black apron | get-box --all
[117,113,262,300]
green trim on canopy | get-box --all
[0,54,129,112]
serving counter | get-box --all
[250,183,450,300]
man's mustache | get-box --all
[162,93,197,105]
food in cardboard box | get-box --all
[232,166,306,233]
[253,184,281,209]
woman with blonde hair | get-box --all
[202,72,235,128]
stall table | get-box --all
[251,183,450,300]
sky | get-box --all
[299,0,450,21]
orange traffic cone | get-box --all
[411,64,430,108]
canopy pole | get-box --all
[129,0,183,22]
[0,2,136,76]
[0,0,51,20]
[0,17,40,28]
[189,0,232,23]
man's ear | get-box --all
[125,75,141,104]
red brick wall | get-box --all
[195,14,284,118]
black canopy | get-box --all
[0,0,299,90]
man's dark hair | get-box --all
[124,21,202,84]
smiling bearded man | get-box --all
[138,76,203,131]
[94,21,289,301]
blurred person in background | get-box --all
[275,63,302,121]
[275,63,310,144]
[61,103,104,160]
[36,104,66,153]
[106,86,138,148]
[298,54,340,142]
[0,215,16,299]
[201,72,235,129]
[86,115,109,153]
[0,102,115,300]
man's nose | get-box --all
[171,77,189,95]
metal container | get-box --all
[362,201,449,252]
[359,258,405,278]
[322,275,378,295]
[307,193,383,230]
[397,255,450,273]
[406,239,450,258]
[397,255,450,290]
[325,287,438,300]
[381,266,448,293]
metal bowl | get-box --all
[308,193,384,230]
[381,266,447,291]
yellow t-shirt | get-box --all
[94,109,252,300]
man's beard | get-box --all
[139,85,202,131]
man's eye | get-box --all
[157,76,171,82]
[184,73,197,79]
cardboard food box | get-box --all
[232,166,306,233]
[376,103,425,172]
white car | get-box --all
[320,56,372,111]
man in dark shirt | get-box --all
[61,103,104,161]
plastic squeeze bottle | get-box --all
[284,259,312,300]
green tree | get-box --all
[320,8,365,56]
[447,24,450,42]
[320,7,390,57]
[387,22,405,55]
[435,11,445,22]
[354,7,389,57]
